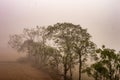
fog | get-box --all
[0,0,120,61]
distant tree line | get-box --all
[8,23,120,80]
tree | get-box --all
[69,25,95,80]
[8,26,50,65]
[8,26,62,80]
[8,23,96,80]
[46,22,95,80]
[85,45,120,80]
[84,61,108,80]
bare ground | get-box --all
[0,62,52,80]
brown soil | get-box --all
[0,62,52,80]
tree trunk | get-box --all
[69,65,73,80]
[64,64,67,80]
[69,53,73,80]
[95,72,98,80]
[109,62,112,80]
[79,53,82,80]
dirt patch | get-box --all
[0,62,52,80]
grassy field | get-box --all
[0,62,52,80]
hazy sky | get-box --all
[0,0,120,61]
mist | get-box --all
[0,0,120,61]
[0,0,120,80]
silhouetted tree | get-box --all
[8,26,62,80]
[8,26,49,65]
[8,22,96,80]
[46,23,95,80]
[85,45,120,80]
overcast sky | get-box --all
[0,0,120,61]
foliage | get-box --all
[46,23,96,80]
[85,45,120,80]
[8,22,120,80]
